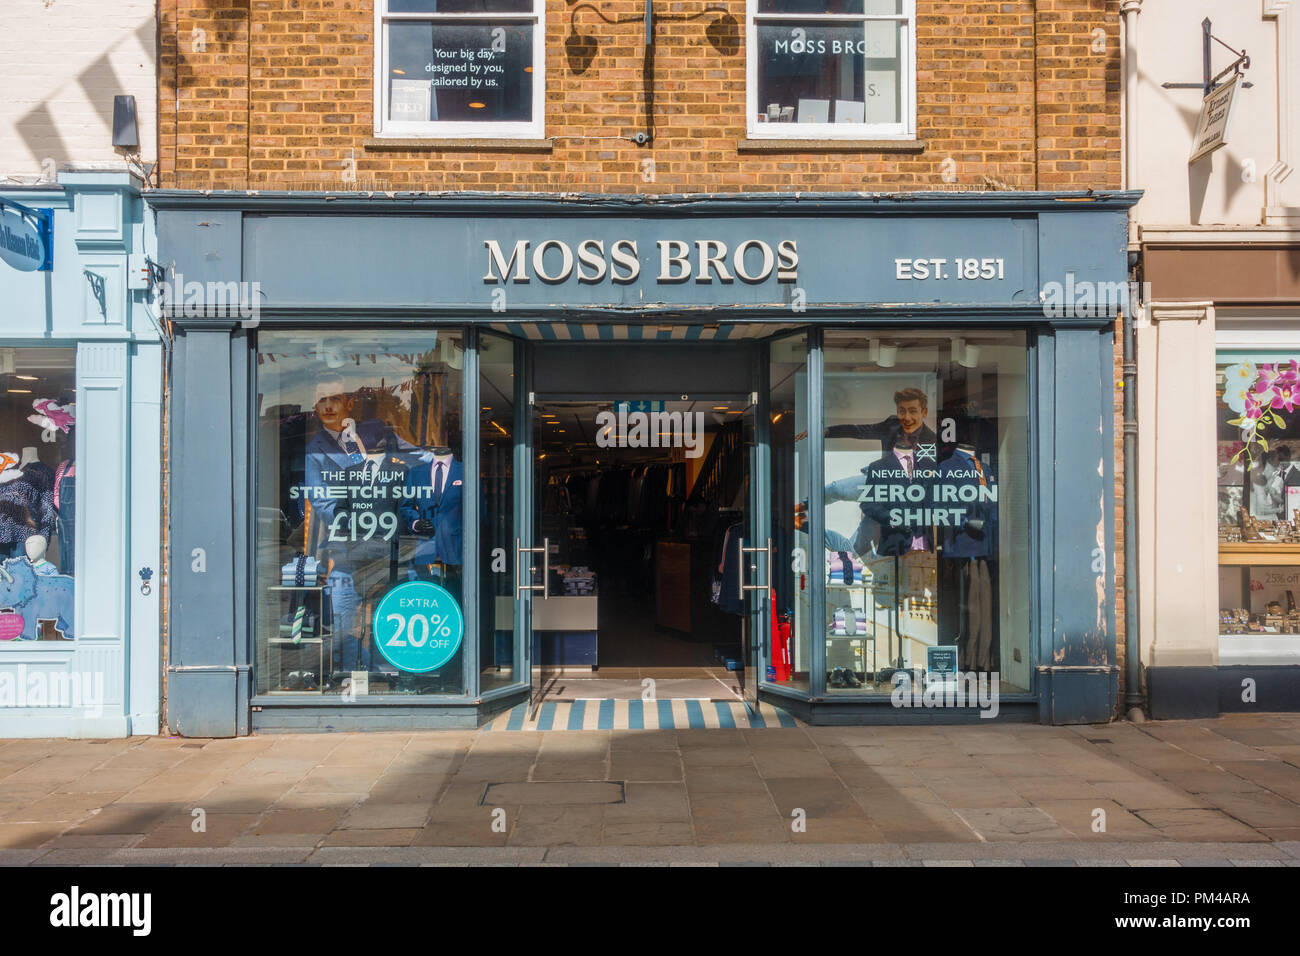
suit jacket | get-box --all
[302,419,407,522]
[937,450,996,559]
[400,457,464,566]
[857,452,935,557]
[826,416,938,454]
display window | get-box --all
[1216,353,1300,650]
[0,347,76,643]
[814,331,1030,694]
[748,0,914,139]
[378,0,544,138]
[254,332,466,696]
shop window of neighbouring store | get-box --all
[0,348,76,644]
[816,331,1030,695]
[254,332,467,697]
[377,0,544,139]
[1216,354,1300,662]
[748,0,914,139]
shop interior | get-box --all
[520,400,751,702]
[0,347,76,574]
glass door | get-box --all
[738,394,768,713]
[478,332,531,700]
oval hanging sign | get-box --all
[0,200,51,272]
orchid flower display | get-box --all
[1226,361,1297,465]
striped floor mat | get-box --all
[482,699,801,731]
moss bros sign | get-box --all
[483,237,801,285]
[0,199,53,273]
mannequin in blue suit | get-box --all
[400,451,464,573]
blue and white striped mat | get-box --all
[482,699,800,732]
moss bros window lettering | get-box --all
[254,332,465,696]
[751,0,913,135]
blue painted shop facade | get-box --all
[153,190,1137,735]
[0,171,163,738]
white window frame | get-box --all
[746,0,915,140]
[374,1,545,140]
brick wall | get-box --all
[159,0,1121,192]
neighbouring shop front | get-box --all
[1140,229,1300,717]
[154,190,1136,735]
[0,171,163,737]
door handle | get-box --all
[515,537,550,600]
[737,537,772,593]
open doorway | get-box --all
[529,399,750,702]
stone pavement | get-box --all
[3,714,1300,865]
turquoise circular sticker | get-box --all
[372,581,464,673]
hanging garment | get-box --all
[54,460,75,573]
[0,464,56,547]
[714,521,746,615]
[965,558,994,672]
[938,449,997,559]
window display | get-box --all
[816,332,1029,695]
[751,0,912,136]
[1216,356,1300,649]
[771,333,809,690]
[0,348,76,643]
[255,332,466,695]
[380,0,543,136]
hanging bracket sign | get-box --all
[1189,72,1240,164]
[0,198,54,272]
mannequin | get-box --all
[938,440,998,673]
[0,451,55,559]
[24,534,58,576]
[401,446,464,577]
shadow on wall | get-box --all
[12,14,153,176]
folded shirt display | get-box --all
[827,551,865,585]
[830,608,869,636]
[562,566,597,596]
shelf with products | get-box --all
[1219,543,1300,566]
[266,585,333,693]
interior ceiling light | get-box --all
[468,102,486,109]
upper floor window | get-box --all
[376,0,545,139]
[747,0,915,139]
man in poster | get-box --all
[825,387,937,453]
[799,386,939,555]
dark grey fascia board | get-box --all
[168,303,1115,327]
[144,189,1143,216]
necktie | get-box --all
[901,453,913,479]
[341,422,364,464]
[971,456,987,487]
[432,462,444,497]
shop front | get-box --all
[1140,229,1300,717]
[0,171,163,737]
[155,190,1136,734]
